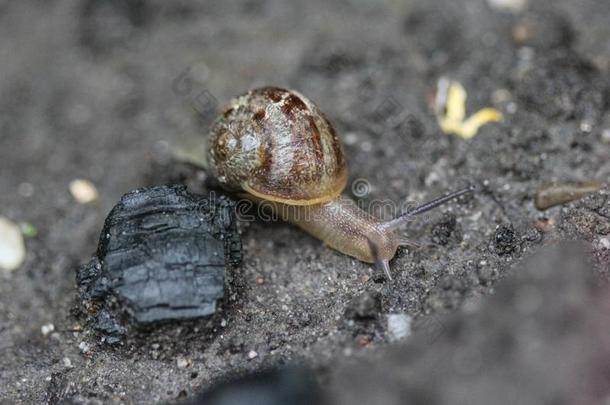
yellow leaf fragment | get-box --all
[459,108,504,139]
[445,80,466,123]
[436,79,503,139]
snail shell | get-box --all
[208,87,347,205]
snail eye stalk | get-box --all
[384,184,475,231]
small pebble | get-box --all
[176,357,190,369]
[247,350,258,360]
[597,237,610,251]
[69,179,99,204]
[41,323,55,336]
[78,341,91,354]
[63,357,73,368]
[580,121,592,133]
[0,216,26,272]
[601,129,610,144]
[387,313,412,342]
[494,224,517,255]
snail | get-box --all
[207,87,473,280]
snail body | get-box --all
[253,194,401,264]
[208,87,472,279]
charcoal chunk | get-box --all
[494,224,517,255]
[77,185,241,339]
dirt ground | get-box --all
[1,0,609,404]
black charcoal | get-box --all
[77,185,241,340]
[494,224,517,255]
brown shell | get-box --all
[208,87,347,205]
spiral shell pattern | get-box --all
[208,87,347,205]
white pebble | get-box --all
[69,179,99,204]
[41,323,55,336]
[387,313,412,342]
[176,357,190,369]
[579,121,593,133]
[247,350,258,360]
[78,341,90,354]
[597,237,610,250]
[63,357,73,368]
[0,217,26,272]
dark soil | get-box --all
[1,1,609,404]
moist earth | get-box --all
[0,0,609,404]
